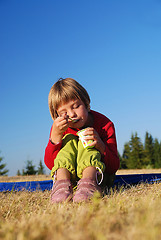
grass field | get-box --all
[0,170,161,240]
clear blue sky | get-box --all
[0,0,161,176]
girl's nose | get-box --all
[68,110,76,118]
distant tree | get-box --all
[37,160,45,175]
[144,132,154,167]
[118,151,127,169]
[122,143,131,168]
[122,133,145,169]
[130,133,145,168]
[153,138,161,168]
[23,160,37,175]
[16,170,21,176]
[0,153,9,176]
[22,169,25,176]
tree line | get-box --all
[16,160,46,176]
[119,131,161,169]
[0,156,46,176]
[0,131,161,176]
[0,153,9,176]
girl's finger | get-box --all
[83,135,95,140]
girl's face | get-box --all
[56,99,91,129]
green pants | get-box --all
[51,134,105,181]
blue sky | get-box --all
[0,0,161,176]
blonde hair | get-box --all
[48,78,90,120]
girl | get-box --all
[44,78,119,203]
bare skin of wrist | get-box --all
[50,126,63,144]
[50,134,63,144]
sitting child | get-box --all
[44,78,119,203]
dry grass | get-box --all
[0,175,51,183]
[117,168,161,175]
[0,170,161,240]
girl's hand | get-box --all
[83,127,105,154]
[50,116,69,144]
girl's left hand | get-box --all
[82,127,105,154]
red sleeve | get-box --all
[44,140,62,170]
[101,122,120,174]
[44,126,62,170]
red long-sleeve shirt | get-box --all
[44,110,120,174]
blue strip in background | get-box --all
[0,173,161,192]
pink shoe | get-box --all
[73,178,102,203]
[51,179,73,203]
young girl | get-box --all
[44,78,119,203]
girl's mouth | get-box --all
[68,117,80,123]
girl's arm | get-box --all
[44,115,69,170]
[44,138,62,170]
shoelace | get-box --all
[96,167,103,185]
[52,171,57,190]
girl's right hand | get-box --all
[50,116,69,144]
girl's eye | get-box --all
[73,104,80,109]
